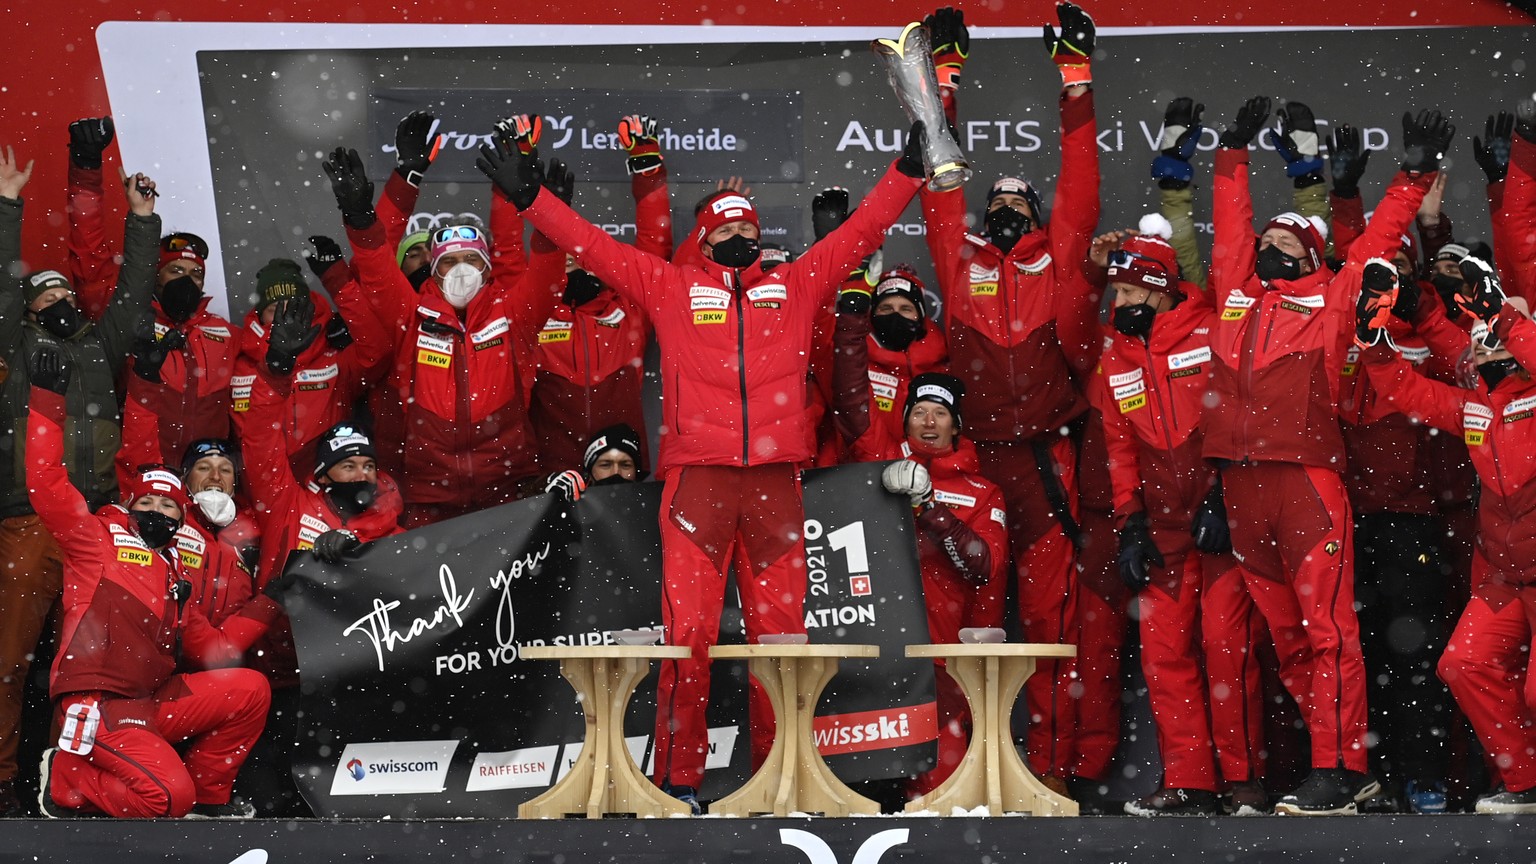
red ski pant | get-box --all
[1072,507,1126,781]
[975,437,1081,779]
[1224,462,1366,772]
[652,464,808,790]
[49,668,270,818]
[909,554,1008,795]
[1138,528,1264,790]
[1199,550,1269,784]
[1437,565,1536,793]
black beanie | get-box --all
[904,372,965,429]
[314,422,376,479]
[582,424,643,476]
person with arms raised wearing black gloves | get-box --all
[479,111,928,811]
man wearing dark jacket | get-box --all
[0,150,160,815]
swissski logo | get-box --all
[330,741,460,796]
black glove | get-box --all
[476,136,545,210]
[1518,98,1536,144]
[1117,512,1164,593]
[1458,256,1507,324]
[325,314,354,351]
[1328,123,1371,198]
[68,117,114,171]
[265,295,322,376]
[1150,97,1204,190]
[1219,96,1271,150]
[1356,261,1398,345]
[544,157,575,205]
[313,529,361,564]
[1042,1,1095,63]
[1191,482,1232,554]
[837,285,873,315]
[1265,101,1325,185]
[393,110,439,185]
[130,316,183,384]
[261,568,297,601]
[322,147,377,229]
[896,121,926,180]
[305,235,345,280]
[1473,112,1515,185]
[28,346,71,395]
[812,188,850,241]
[926,6,970,93]
[1401,109,1456,174]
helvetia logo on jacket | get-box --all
[330,740,459,796]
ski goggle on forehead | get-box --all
[432,226,482,245]
[1108,250,1158,270]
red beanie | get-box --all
[693,192,759,248]
[158,247,205,274]
[121,465,191,514]
[1260,212,1328,272]
[1106,215,1182,297]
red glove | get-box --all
[496,114,543,156]
[617,115,663,176]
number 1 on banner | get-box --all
[827,521,870,575]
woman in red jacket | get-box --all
[26,348,281,819]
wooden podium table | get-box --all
[707,644,881,817]
[904,643,1079,816]
[517,645,692,819]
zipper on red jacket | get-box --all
[1143,340,1179,462]
[1486,394,1513,558]
[579,313,594,429]
[733,272,751,466]
[1004,250,1021,435]
[1238,298,1265,461]
[454,328,473,486]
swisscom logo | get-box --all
[330,740,460,796]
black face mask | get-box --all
[131,510,181,549]
[984,206,1031,254]
[1429,273,1465,320]
[1479,357,1522,391]
[590,473,634,487]
[563,269,605,308]
[871,312,926,352]
[708,234,761,269]
[406,263,433,292]
[1113,303,1158,339]
[326,480,377,518]
[157,275,203,323]
[1392,277,1422,321]
[1254,244,1303,284]
[34,299,84,339]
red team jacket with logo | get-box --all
[831,302,949,462]
[26,388,281,701]
[232,299,377,485]
[1366,314,1536,582]
[919,93,1101,443]
[520,163,922,473]
[531,169,671,473]
[1203,149,1434,467]
[119,300,240,472]
[344,220,564,508]
[1093,291,1220,528]
[1336,314,1439,517]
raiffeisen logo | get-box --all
[330,741,459,796]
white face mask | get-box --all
[192,489,236,528]
[440,263,485,308]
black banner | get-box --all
[284,462,933,818]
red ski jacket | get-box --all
[27,388,280,701]
[1093,290,1219,528]
[1203,148,1434,467]
[832,302,949,463]
[344,219,564,508]
[119,299,240,472]
[919,92,1101,443]
[521,162,922,473]
[1365,314,1536,583]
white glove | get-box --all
[545,469,586,502]
[881,460,933,509]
